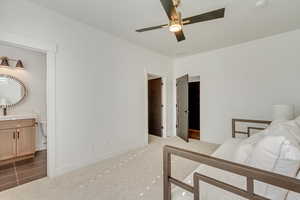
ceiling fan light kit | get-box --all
[169,12,183,32]
[169,23,182,32]
[172,0,181,8]
[136,0,226,42]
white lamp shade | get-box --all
[272,105,295,120]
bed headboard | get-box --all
[232,118,272,138]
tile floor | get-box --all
[0,151,47,192]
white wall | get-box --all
[0,0,173,176]
[0,44,47,150]
[2,0,299,175]
[174,29,300,144]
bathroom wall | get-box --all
[0,43,47,150]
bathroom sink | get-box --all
[0,114,38,121]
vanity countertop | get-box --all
[0,114,38,121]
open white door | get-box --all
[176,74,189,142]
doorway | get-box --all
[188,77,200,140]
[0,32,57,178]
[148,74,163,137]
[0,43,48,191]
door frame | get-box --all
[148,77,163,137]
[0,32,57,177]
[144,70,167,144]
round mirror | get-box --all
[0,74,27,108]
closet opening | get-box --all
[188,76,200,140]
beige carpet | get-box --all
[0,136,219,200]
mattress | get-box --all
[171,138,247,200]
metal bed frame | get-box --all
[164,118,299,200]
[163,145,300,200]
[232,118,272,138]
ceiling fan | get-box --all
[136,0,225,42]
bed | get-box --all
[171,138,246,200]
[164,118,300,200]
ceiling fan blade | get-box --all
[136,24,168,32]
[183,8,225,25]
[174,30,185,42]
[160,0,177,20]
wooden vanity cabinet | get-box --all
[0,129,16,161]
[0,119,36,165]
[17,126,36,157]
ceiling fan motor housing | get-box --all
[172,0,181,7]
[169,11,182,26]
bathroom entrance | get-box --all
[0,42,47,191]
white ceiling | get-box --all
[27,0,300,57]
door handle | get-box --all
[17,130,20,139]
[13,132,16,139]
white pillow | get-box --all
[249,136,286,171]
[234,119,300,164]
[234,121,283,164]
[286,171,300,200]
[284,120,300,144]
[269,120,300,145]
[234,132,265,164]
[249,136,300,200]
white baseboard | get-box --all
[52,142,146,177]
[36,145,47,152]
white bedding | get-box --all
[172,118,300,200]
[172,138,247,200]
